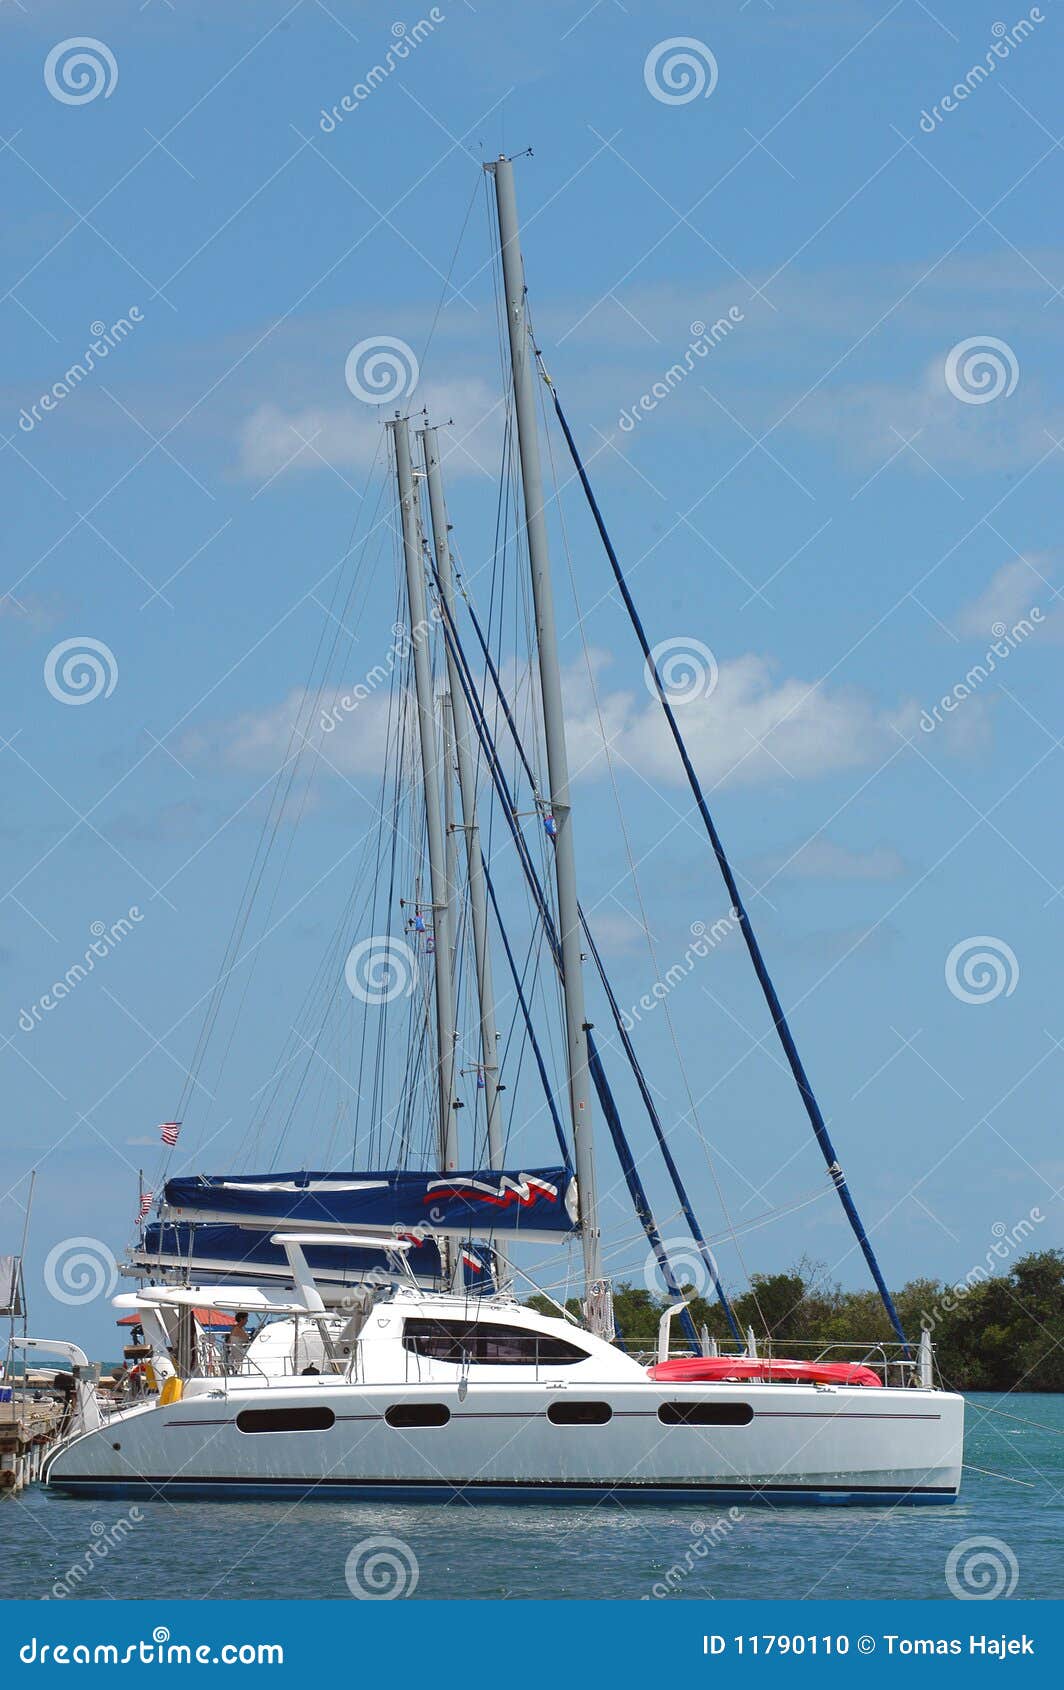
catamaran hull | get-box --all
[45,1381,964,1505]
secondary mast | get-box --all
[487,154,610,1337]
[419,424,505,1169]
[388,413,459,1173]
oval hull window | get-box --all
[658,1401,753,1427]
[236,1406,335,1434]
[547,1401,613,1426]
[385,1403,451,1429]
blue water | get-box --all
[1,1396,1060,1601]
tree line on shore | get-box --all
[529,1250,1064,1390]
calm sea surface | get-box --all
[1,1394,1060,1601]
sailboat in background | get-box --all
[44,156,964,1505]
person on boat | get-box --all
[225,1311,252,1373]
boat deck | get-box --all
[0,1398,65,1495]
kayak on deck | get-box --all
[647,1356,884,1388]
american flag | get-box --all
[137,1190,154,1221]
[159,1121,181,1147]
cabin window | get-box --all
[236,1406,336,1434]
[547,1400,612,1426]
[402,1318,589,1367]
[657,1401,753,1427]
[385,1403,451,1428]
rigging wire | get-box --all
[539,360,910,1352]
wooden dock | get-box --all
[0,1398,64,1494]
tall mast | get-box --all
[439,690,460,972]
[388,414,459,1172]
[419,424,504,1167]
[487,154,609,1336]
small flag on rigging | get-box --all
[159,1121,181,1147]
[137,1190,154,1221]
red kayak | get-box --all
[647,1356,883,1388]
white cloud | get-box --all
[954,553,1058,640]
[585,907,651,957]
[796,358,1064,476]
[562,649,916,789]
[752,838,908,883]
[192,647,918,798]
[181,684,394,782]
[234,377,503,483]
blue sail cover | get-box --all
[162,1167,578,1241]
[137,1223,445,1287]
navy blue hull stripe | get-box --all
[47,1474,957,1501]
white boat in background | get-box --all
[45,155,964,1506]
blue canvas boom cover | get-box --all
[161,1167,579,1240]
[136,1223,445,1287]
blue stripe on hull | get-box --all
[46,1476,958,1507]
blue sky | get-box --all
[2,0,1061,1355]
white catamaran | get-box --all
[45,157,964,1505]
